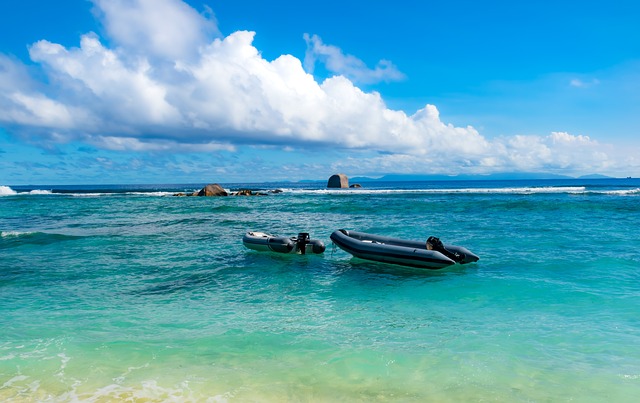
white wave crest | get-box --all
[68,193,110,197]
[129,191,177,197]
[1,186,53,196]
[600,188,640,196]
[0,185,17,196]
[28,189,53,195]
[285,186,588,195]
[0,231,34,238]
[68,191,177,197]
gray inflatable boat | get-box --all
[243,231,326,254]
[330,229,479,269]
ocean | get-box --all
[1,178,639,402]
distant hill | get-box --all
[350,172,575,182]
[577,174,613,179]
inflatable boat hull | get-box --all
[243,231,325,254]
[330,229,478,270]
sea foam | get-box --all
[286,186,589,195]
[28,189,53,195]
[0,231,33,238]
[0,186,53,196]
[0,185,17,196]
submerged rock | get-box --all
[173,185,274,197]
[234,189,266,196]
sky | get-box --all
[1,0,639,184]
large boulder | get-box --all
[197,184,228,196]
[327,174,349,188]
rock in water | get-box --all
[327,174,349,188]
[197,184,228,196]
[235,189,253,196]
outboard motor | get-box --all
[427,236,465,263]
[296,232,310,254]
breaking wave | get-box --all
[0,186,17,196]
[2,183,639,197]
[0,231,82,249]
[284,186,640,195]
[0,186,52,196]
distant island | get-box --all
[291,172,632,184]
[346,172,617,182]
[575,174,614,179]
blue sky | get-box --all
[1,0,639,184]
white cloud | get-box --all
[0,0,635,178]
[304,34,405,84]
[329,131,616,177]
[7,92,76,128]
[569,78,600,88]
[0,55,32,91]
[29,34,181,128]
[92,0,219,61]
[492,132,611,173]
[87,135,235,153]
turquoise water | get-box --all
[1,179,639,401]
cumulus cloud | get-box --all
[0,0,631,177]
[330,131,614,176]
[303,34,405,84]
[29,33,181,127]
[92,0,220,61]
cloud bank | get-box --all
[0,0,633,178]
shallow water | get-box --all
[1,179,639,401]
